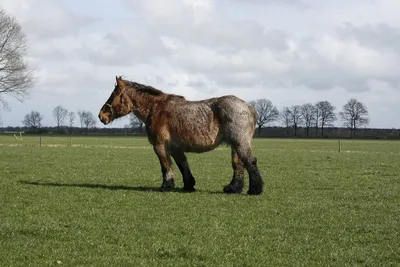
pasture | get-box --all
[0,135,399,266]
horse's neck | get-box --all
[128,88,158,122]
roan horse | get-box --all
[98,76,263,195]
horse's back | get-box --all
[170,94,256,133]
[169,94,255,125]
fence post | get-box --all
[338,139,341,152]
[40,136,42,147]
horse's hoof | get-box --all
[160,179,175,192]
[183,186,196,192]
[247,188,263,195]
[223,185,242,194]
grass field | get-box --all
[1,135,400,266]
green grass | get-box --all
[1,135,400,266]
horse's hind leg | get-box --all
[223,147,245,194]
[153,143,175,191]
[235,143,263,195]
[171,148,196,192]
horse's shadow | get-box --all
[18,180,199,193]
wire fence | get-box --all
[1,133,400,154]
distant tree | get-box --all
[249,99,279,136]
[53,105,68,133]
[339,98,369,137]
[313,103,321,136]
[316,101,336,136]
[301,103,315,137]
[288,105,303,137]
[78,111,83,127]
[280,106,291,136]
[22,111,43,132]
[129,113,144,133]
[79,111,96,133]
[77,110,85,132]
[68,111,75,133]
[0,7,35,109]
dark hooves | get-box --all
[247,188,263,195]
[183,187,196,192]
[159,179,175,192]
[223,184,243,194]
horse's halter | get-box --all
[105,84,126,117]
[105,103,114,116]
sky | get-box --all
[1,0,400,129]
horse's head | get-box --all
[98,76,133,125]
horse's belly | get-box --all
[170,122,222,153]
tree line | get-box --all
[22,106,97,133]
[20,106,145,134]
[18,97,369,137]
[249,98,369,137]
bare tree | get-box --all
[0,7,35,109]
[313,103,321,136]
[53,105,68,133]
[288,105,303,137]
[339,98,369,137]
[129,113,144,133]
[301,103,315,137]
[77,110,85,131]
[79,111,96,133]
[68,111,75,133]
[22,111,42,132]
[249,99,279,136]
[316,100,336,137]
[281,106,291,136]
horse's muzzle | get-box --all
[98,113,110,125]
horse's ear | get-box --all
[116,75,125,88]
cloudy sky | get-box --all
[1,0,400,128]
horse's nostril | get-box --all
[99,116,108,124]
[99,115,104,124]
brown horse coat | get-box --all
[99,76,263,195]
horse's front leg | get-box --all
[153,143,175,191]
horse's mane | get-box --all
[128,81,164,96]
[122,78,185,99]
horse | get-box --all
[98,76,264,195]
